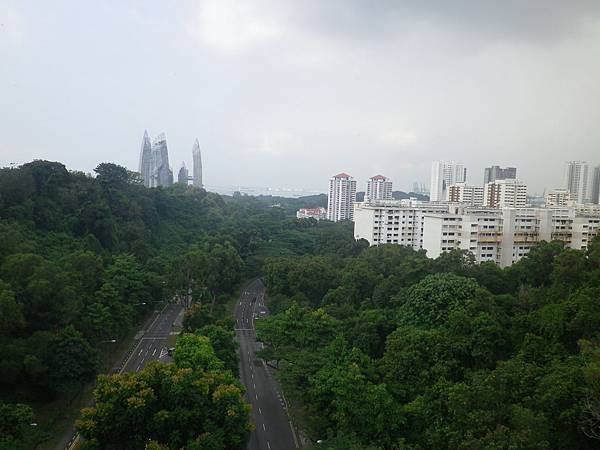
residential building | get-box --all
[484,179,527,208]
[353,202,450,248]
[483,165,517,184]
[429,160,466,202]
[447,182,484,206]
[297,207,327,220]
[192,139,203,188]
[545,189,573,207]
[327,173,357,222]
[565,160,589,203]
[365,175,393,203]
[354,202,600,267]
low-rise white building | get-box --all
[545,189,574,207]
[296,207,327,220]
[354,202,452,249]
[354,201,600,267]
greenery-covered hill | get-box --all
[257,243,600,449]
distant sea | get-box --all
[206,185,325,198]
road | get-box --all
[235,279,298,450]
[58,301,184,450]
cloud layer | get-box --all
[2,0,600,193]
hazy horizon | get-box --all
[2,1,600,194]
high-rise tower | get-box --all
[192,139,203,188]
[327,173,357,222]
[430,160,466,202]
[150,133,173,187]
[483,166,517,184]
[565,161,589,203]
[138,130,153,188]
[365,175,393,203]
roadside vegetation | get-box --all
[257,242,600,449]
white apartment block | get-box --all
[365,175,393,203]
[354,202,600,267]
[545,189,574,207]
[327,173,357,222]
[354,202,452,249]
[565,161,590,204]
[484,179,527,208]
[430,160,467,202]
[447,182,484,206]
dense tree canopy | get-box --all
[258,240,600,449]
[76,335,250,450]
[0,160,355,443]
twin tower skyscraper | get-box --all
[138,130,203,189]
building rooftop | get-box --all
[370,174,387,180]
[333,172,352,179]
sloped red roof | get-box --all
[334,172,351,179]
[370,174,387,180]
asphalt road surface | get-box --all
[235,279,298,450]
[59,301,184,450]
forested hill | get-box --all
[0,160,361,448]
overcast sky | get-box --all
[2,1,600,194]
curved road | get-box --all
[235,279,298,450]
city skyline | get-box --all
[2,2,600,193]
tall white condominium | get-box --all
[327,173,357,222]
[565,161,589,203]
[192,139,203,188]
[484,179,527,208]
[365,175,393,203]
[430,160,467,202]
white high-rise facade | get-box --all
[430,160,466,202]
[484,179,527,208]
[327,173,357,222]
[565,161,589,203]
[365,175,393,203]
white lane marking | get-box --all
[267,442,271,450]
[255,394,258,400]
[152,348,157,356]
[262,423,266,431]
[259,407,262,414]
[138,349,143,356]
[253,383,256,388]
[136,364,141,371]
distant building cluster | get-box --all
[319,159,600,267]
[138,131,203,189]
[296,207,327,220]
